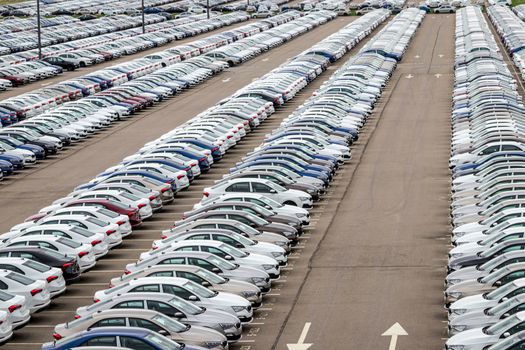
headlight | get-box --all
[296,213,306,218]
[452,309,466,316]
[451,325,467,332]
[448,292,462,299]
[299,197,310,201]
[232,306,247,312]
[447,346,465,350]
[242,291,257,298]
[447,279,462,285]
[202,341,224,349]
[454,232,466,238]
[274,241,287,247]
[271,252,283,257]
[251,277,266,283]
[450,253,463,259]
[219,323,235,330]
[262,264,275,270]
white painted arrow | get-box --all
[438,54,444,58]
[222,77,231,83]
[414,55,420,59]
[382,323,408,350]
[287,322,313,350]
[405,74,414,79]
[435,73,442,78]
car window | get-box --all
[147,300,178,314]
[29,241,57,250]
[130,284,160,293]
[149,271,174,278]
[225,183,250,192]
[120,336,157,350]
[187,234,209,240]
[81,336,117,346]
[0,253,9,258]
[162,284,193,300]
[252,182,272,193]
[92,318,126,327]
[129,318,163,332]
[0,264,23,274]
[213,234,238,246]
[113,300,144,309]
[194,224,216,230]
[176,271,204,284]
[188,257,216,270]
[160,258,186,265]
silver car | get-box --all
[110,265,262,306]
[93,277,253,323]
[54,309,228,350]
[125,251,272,293]
[74,293,243,341]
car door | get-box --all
[119,336,158,350]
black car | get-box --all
[0,131,57,156]
[0,247,81,282]
[42,56,79,71]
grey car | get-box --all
[110,265,262,306]
[74,293,243,341]
[124,251,272,293]
[54,309,228,350]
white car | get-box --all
[5,235,96,272]
[0,310,12,343]
[203,178,313,208]
[0,270,51,313]
[0,257,66,297]
[139,240,280,279]
[93,277,253,322]
[0,290,30,328]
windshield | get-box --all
[487,282,518,300]
[234,222,261,235]
[98,208,119,218]
[219,243,246,258]
[487,315,519,335]
[267,181,287,192]
[208,255,236,270]
[145,333,182,350]
[195,268,226,284]
[70,226,94,237]
[183,281,215,298]
[152,314,187,332]
[168,297,202,315]
[6,272,35,286]
[488,297,518,316]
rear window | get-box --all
[70,227,93,237]
[98,208,118,218]
[23,260,51,273]
[6,272,35,286]
[86,217,107,227]
[0,291,14,302]
[57,238,81,248]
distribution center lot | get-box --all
[4,5,520,350]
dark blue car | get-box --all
[41,326,206,350]
[76,169,179,192]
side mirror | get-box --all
[158,329,169,336]
[224,255,233,260]
[502,297,509,302]
[212,267,221,273]
[173,312,185,318]
[495,281,502,287]
[235,243,243,248]
[269,189,277,194]
[503,332,511,338]
[202,281,211,287]
[188,295,198,301]
[503,313,510,318]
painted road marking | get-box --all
[287,322,312,350]
[382,323,408,350]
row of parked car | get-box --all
[0,15,80,35]
[0,9,402,350]
[0,12,249,89]
[0,11,321,182]
[444,6,525,350]
[488,5,525,84]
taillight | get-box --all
[78,251,89,258]
[137,203,146,209]
[124,270,131,275]
[91,239,102,246]
[212,147,219,152]
[46,276,59,283]
[127,212,135,217]
[93,298,100,303]
[8,305,21,313]
[30,288,43,296]
[62,262,73,270]
[203,191,210,198]
[109,283,114,288]
[149,195,156,200]
[74,315,81,319]
[116,220,126,225]
[177,174,185,179]
[160,187,169,193]
[226,135,232,139]
[161,234,168,239]
[106,229,116,235]
[152,246,158,250]
[52,333,62,340]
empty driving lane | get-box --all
[270,14,454,350]
[0,16,358,233]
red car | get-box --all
[63,199,142,227]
